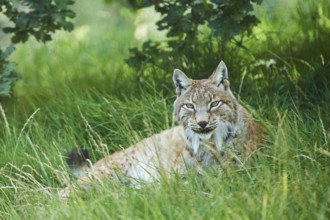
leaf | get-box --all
[0,59,18,98]
[55,0,75,8]
[0,81,12,97]
[3,63,15,77]
[0,45,15,60]
[2,27,16,34]
[12,31,29,43]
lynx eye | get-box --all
[184,103,195,110]
[210,101,222,109]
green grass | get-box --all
[1,0,330,219]
[1,91,330,219]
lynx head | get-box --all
[173,61,239,144]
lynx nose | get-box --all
[198,121,208,129]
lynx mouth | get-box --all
[192,127,216,140]
[192,127,215,134]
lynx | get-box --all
[59,61,264,198]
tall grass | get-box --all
[1,0,330,219]
[1,89,330,219]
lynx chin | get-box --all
[59,61,265,198]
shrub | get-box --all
[126,0,262,88]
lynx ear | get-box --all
[209,61,230,90]
[173,69,192,96]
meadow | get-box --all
[0,0,330,219]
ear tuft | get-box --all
[209,61,230,90]
[173,69,191,96]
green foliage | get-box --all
[0,45,18,98]
[0,0,75,98]
[124,0,330,97]
[127,0,262,87]
[1,0,75,43]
